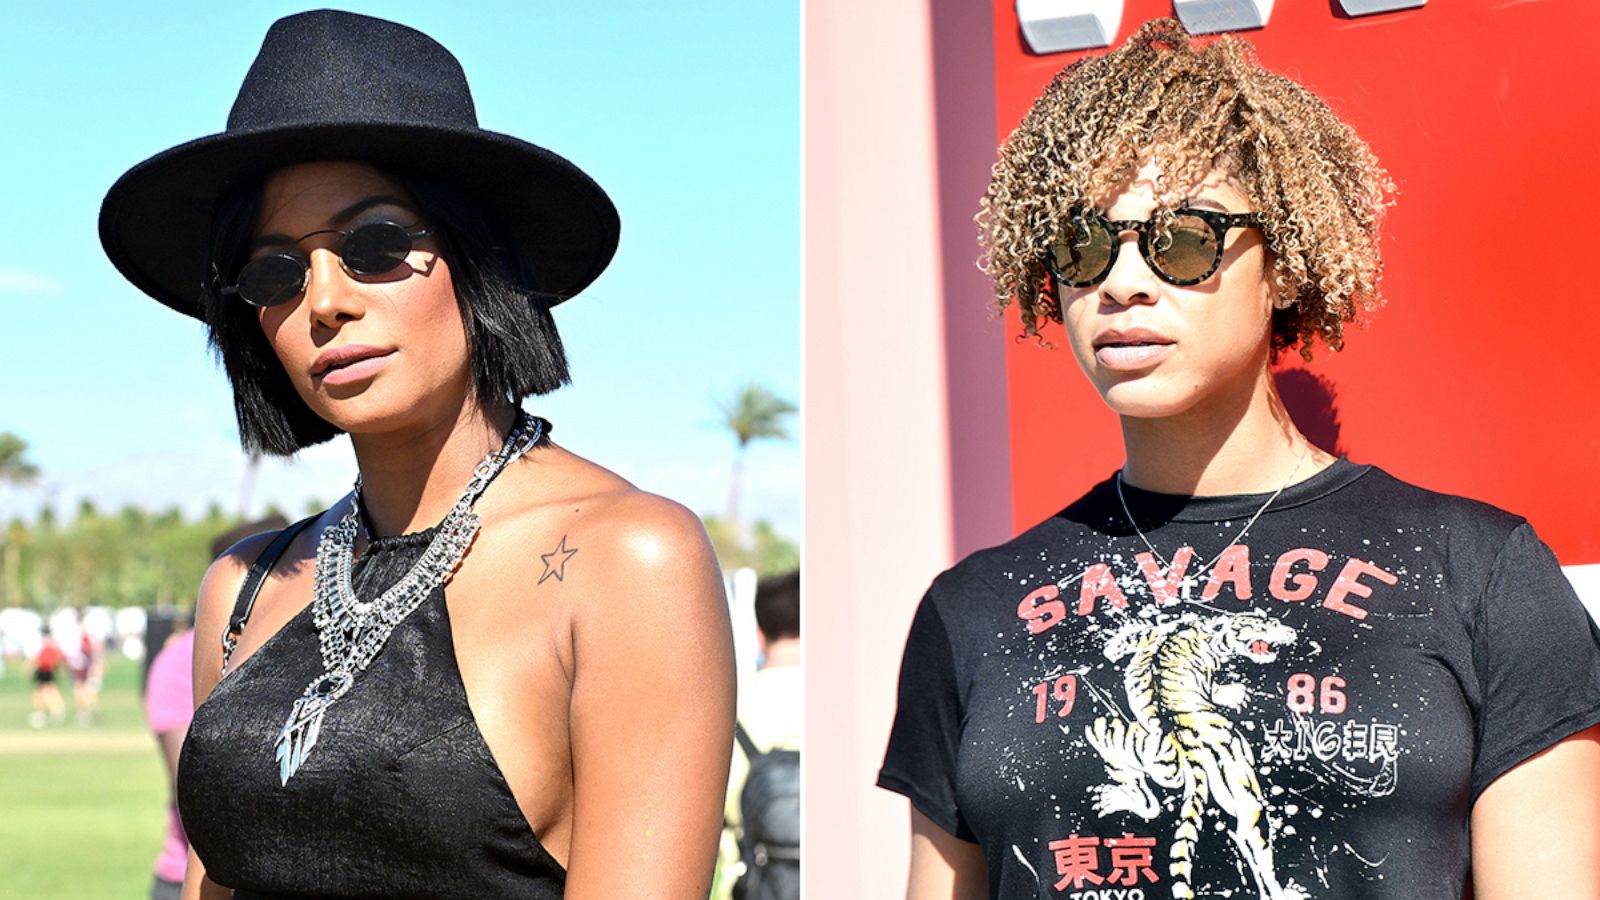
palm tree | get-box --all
[0,433,39,607]
[0,433,39,486]
[718,384,796,541]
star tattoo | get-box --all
[539,534,578,585]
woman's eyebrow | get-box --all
[1182,197,1230,212]
[250,194,415,250]
[330,194,413,227]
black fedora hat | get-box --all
[99,9,619,319]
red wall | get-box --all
[991,0,1600,564]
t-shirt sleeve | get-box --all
[1469,522,1600,803]
[878,580,976,842]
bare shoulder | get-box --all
[195,531,280,639]
[580,489,717,572]
[551,488,723,616]
[511,443,720,580]
[508,445,724,624]
[191,530,282,697]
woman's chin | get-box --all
[307,384,477,439]
[1096,377,1198,420]
[304,397,416,436]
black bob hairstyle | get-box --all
[201,168,571,456]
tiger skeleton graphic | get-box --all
[1085,610,1307,900]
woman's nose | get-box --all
[303,245,365,326]
[1097,234,1159,308]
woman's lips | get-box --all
[1095,342,1174,370]
[318,351,394,385]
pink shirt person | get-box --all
[145,629,195,884]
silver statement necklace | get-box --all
[1112,445,1309,603]
[272,411,545,785]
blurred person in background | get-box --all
[145,611,194,900]
[101,10,733,898]
[69,616,105,725]
[29,628,66,728]
[720,570,801,900]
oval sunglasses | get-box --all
[222,221,433,308]
[1046,207,1263,288]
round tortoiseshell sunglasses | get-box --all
[1046,207,1264,288]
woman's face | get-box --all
[249,160,473,435]
[1057,159,1276,421]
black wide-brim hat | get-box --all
[100,9,619,320]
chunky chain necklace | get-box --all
[1112,446,1309,603]
[273,411,545,785]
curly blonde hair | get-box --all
[978,18,1393,359]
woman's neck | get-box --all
[1118,362,1330,497]
[347,401,518,538]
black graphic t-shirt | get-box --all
[880,460,1600,900]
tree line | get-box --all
[1,501,796,613]
[0,389,798,611]
[3,501,235,611]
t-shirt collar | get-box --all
[1109,456,1370,523]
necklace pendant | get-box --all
[282,412,545,787]
[274,671,353,785]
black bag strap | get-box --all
[220,513,320,673]
[751,841,802,864]
[735,719,763,759]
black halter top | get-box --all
[177,526,566,898]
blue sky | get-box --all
[0,2,800,536]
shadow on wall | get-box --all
[1275,368,1345,457]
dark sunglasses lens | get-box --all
[236,255,307,307]
[341,223,414,274]
[1150,214,1221,283]
[1049,216,1112,285]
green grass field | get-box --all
[0,653,169,899]
[0,652,744,898]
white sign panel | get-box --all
[1339,0,1426,14]
[1017,0,1123,53]
[1173,0,1274,34]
